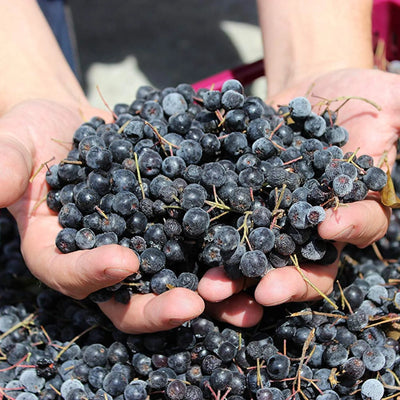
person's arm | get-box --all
[257,0,374,99]
[0,1,86,114]
[0,1,89,209]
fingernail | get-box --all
[330,225,355,241]
[104,267,132,279]
[169,319,188,327]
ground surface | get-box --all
[68,0,266,108]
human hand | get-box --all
[198,68,400,327]
[1,99,205,333]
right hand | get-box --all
[199,68,400,326]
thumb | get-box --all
[27,240,140,300]
[0,132,33,208]
[318,198,390,248]
[18,203,140,300]
[51,244,140,300]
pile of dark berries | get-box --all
[46,79,388,302]
[1,206,400,399]
[0,79,394,399]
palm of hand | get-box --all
[270,68,400,165]
[1,99,112,295]
[198,68,400,327]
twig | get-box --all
[29,157,56,183]
[337,280,353,314]
[134,152,146,199]
[55,324,98,361]
[96,85,118,120]
[290,255,338,310]
[0,313,36,341]
[295,328,315,393]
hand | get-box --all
[1,99,205,333]
[198,68,400,327]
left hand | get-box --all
[198,68,400,327]
[2,99,205,334]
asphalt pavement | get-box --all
[68,0,266,108]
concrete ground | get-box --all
[68,0,266,109]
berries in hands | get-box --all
[47,79,387,304]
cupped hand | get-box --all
[1,99,205,333]
[199,68,400,326]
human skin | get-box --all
[0,1,205,333]
[2,0,399,333]
[198,0,400,326]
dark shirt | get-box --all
[37,0,79,77]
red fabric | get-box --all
[372,0,400,61]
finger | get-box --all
[0,133,32,207]
[19,211,139,299]
[254,257,340,306]
[31,242,139,300]
[197,266,245,302]
[318,197,390,248]
[205,292,264,328]
[99,288,205,334]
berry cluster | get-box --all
[46,79,387,302]
[0,206,400,399]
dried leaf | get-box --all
[380,168,400,208]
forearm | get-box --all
[257,0,374,97]
[0,0,86,114]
